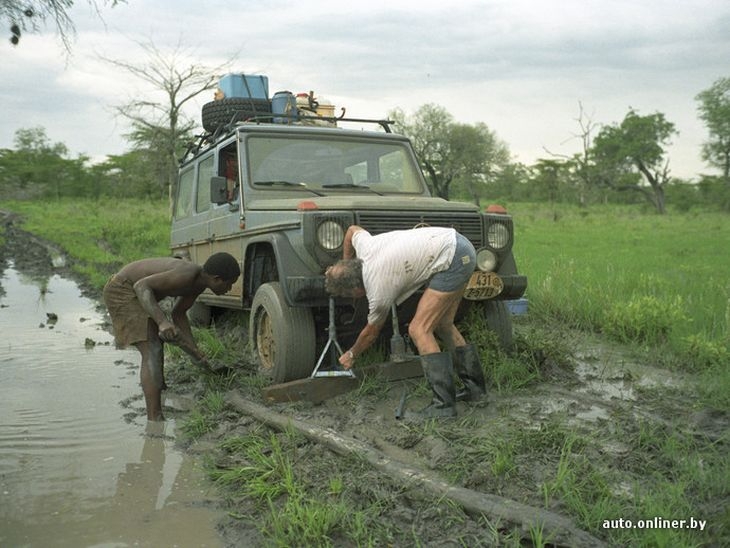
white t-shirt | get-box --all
[352,227,457,324]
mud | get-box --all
[2,214,727,546]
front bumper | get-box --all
[285,273,526,306]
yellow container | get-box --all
[316,103,335,118]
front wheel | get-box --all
[249,282,316,383]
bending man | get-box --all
[103,253,241,421]
[324,225,486,418]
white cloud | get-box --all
[1,0,729,178]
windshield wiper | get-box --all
[321,183,383,196]
[256,180,325,196]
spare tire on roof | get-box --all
[202,98,272,133]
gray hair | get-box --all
[325,259,364,296]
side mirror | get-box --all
[210,176,228,205]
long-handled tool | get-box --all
[389,304,415,362]
[390,304,418,418]
[311,297,355,378]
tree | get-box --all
[696,77,730,184]
[532,159,565,204]
[390,104,510,201]
[0,126,92,199]
[591,109,677,214]
[100,41,230,203]
[2,0,123,49]
[94,150,163,199]
[450,123,511,206]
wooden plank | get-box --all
[263,376,359,404]
[262,358,424,404]
[355,358,423,381]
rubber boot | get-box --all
[453,344,487,402]
[409,352,457,419]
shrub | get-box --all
[604,296,686,345]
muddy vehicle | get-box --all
[171,80,527,384]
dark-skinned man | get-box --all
[103,253,240,421]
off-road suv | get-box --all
[171,105,527,383]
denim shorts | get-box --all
[428,234,476,292]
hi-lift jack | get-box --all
[310,297,356,378]
[262,301,422,404]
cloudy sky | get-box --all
[2,0,729,179]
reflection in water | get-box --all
[0,263,223,547]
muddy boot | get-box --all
[453,344,486,402]
[406,352,457,420]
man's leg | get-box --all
[135,320,165,421]
[408,286,465,354]
[433,284,468,350]
[405,287,466,419]
[432,291,486,402]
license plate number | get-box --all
[463,271,504,300]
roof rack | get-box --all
[242,114,396,133]
[179,114,397,164]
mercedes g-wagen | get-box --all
[171,84,527,383]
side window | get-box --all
[196,154,215,213]
[174,167,194,219]
[219,144,240,203]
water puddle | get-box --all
[0,263,224,547]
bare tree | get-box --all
[100,41,231,202]
[544,102,601,207]
[2,0,123,49]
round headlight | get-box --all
[487,223,510,249]
[317,221,344,250]
[476,248,497,272]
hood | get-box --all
[246,194,481,213]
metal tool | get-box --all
[311,297,355,378]
[395,390,408,420]
[389,304,414,362]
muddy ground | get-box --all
[2,219,727,547]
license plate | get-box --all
[463,271,504,300]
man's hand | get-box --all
[158,320,180,342]
[339,349,355,370]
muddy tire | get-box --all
[250,282,315,383]
[187,301,212,327]
[481,300,513,350]
[202,98,272,133]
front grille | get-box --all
[356,212,483,247]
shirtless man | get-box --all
[103,253,240,421]
[324,225,486,419]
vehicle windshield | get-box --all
[247,135,425,194]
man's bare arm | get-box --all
[339,320,384,369]
[171,295,207,363]
[132,266,200,342]
[343,225,365,260]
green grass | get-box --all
[0,198,170,288]
[179,390,227,439]
[210,429,379,547]
[509,203,730,408]
[512,203,729,343]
